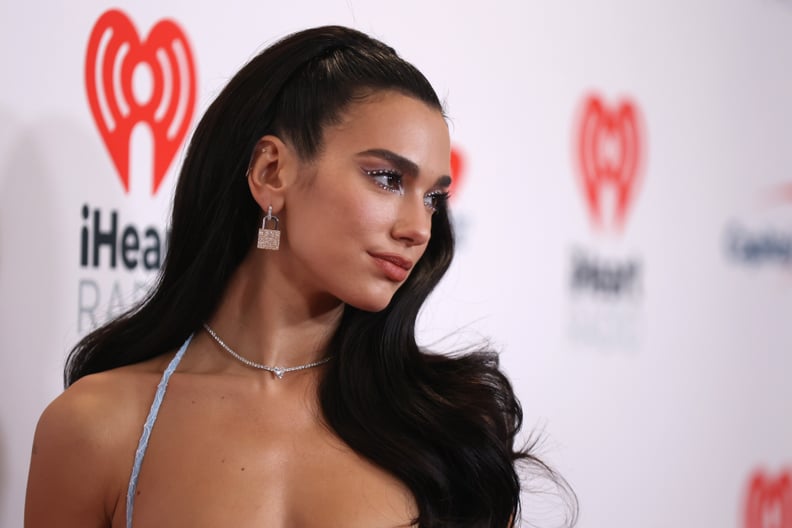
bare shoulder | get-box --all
[25,359,170,528]
[37,359,168,447]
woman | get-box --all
[26,26,571,528]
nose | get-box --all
[391,196,431,247]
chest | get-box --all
[113,379,417,528]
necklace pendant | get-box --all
[203,323,332,377]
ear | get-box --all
[247,135,297,214]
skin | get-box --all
[25,90,452,528]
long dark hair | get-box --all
[66,25,576,527]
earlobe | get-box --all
[247,135,291,213]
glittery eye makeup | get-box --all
[365,169,404,195]
[424,190,450,213]
[364,167,451,214]
[359,146,451,216]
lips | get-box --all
[369,252,413,282]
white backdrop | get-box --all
[1,1,791,526]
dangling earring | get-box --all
[257,206,280,250]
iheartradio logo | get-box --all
[575,93,644,231]
[745,469,792,528]
[85,9,197,195]
[449,146,465,202]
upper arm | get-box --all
[25,377,128,528]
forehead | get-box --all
[321,90,451,174]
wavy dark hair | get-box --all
[65,25,575,528]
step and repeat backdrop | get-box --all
[1,1,790,526]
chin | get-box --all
[345,288,398,313]
[348,298,393,313]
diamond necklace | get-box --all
[202,323,332,379]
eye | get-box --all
[366,169,404,195]
[424,190,450,213]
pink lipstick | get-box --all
[369,253,413,282]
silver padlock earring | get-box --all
[257,206,280,250]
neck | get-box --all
[204,250,344,370]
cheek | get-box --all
[343,197,393,235]
[287,183,394,256]
[315,180,392,234]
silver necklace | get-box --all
[202,323,332,379]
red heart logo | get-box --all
[745,469,792,528]
[85,9,197,195]
[575,93,643,231]
[449,146,465,202]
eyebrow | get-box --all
[357,148,452,188]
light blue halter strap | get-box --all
[126,333,193,528]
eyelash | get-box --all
[367,169,404,195]
[424,190,450,213]
[365,169,449,213]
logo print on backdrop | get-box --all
[576,94,643,231]
[449,146,465,202]
[745,469,792,528]
[85,9,197,195]
[78,8,194,333]
[566,92,647,350]
[725,179,792,268]
[448,145,473,245]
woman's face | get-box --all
[281,90,451,312]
